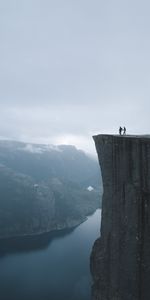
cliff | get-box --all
[90,134,150,300]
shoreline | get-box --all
[0,215,89,242]
[0,208,101,242]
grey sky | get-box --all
[0,0,150,154]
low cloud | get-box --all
[0,0,150,154]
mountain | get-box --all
[0,140,102,238]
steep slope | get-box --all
[0,165,56,237]
[0,140,102,238]
[91,135,150,300]
[0,140,100,185]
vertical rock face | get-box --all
[90,135,150,300]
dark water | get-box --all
[0,209,101,300]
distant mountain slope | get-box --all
[0,141,101,185]
[0,140,102,238]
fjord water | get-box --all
[0,209,101,300]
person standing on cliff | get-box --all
[123,127,126,135]
[119,127,122,135]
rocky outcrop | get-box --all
[91,135,150,300]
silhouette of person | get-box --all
[119,127,122,135]
[123,127,126,135]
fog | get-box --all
[1,0,150,154]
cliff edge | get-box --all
[90,134,150,300]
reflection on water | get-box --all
[0,228,74,257]
[0,209,101,300]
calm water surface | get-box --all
[0,209,101,300]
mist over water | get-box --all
[0,209,101,300]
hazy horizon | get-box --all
[1,0,150,154]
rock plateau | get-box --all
[91,134,150,300]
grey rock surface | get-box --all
[91,135,150,300]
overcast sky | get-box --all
[0,0,150,154]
